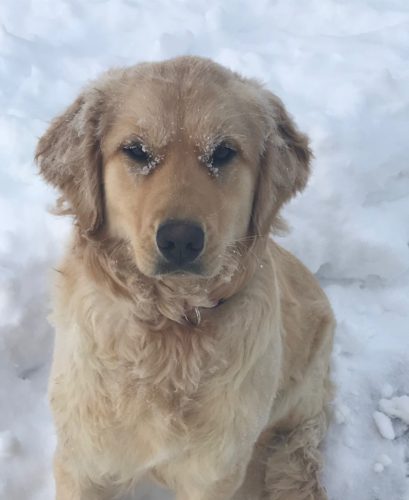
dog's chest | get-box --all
[54,322,229,478]
[51,279,278,483]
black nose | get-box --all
[156,221,205,266]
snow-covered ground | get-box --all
[1,1,408,499]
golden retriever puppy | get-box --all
[37,56,334,500]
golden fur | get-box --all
[36,56,335,500]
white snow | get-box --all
[373,411,396,441]
[374,462,385,474]
[380,396,409,425]
[1,1,409,499]
[0,431,20,459]
[381,384,395,400]
[379,454,393,467]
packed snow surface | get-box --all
[0,1,408,499]
[373,411,396,441]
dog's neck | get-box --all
[153,237,266,328]
[182,299,224,327]
[78,233,267,330]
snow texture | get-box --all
[124,142,163,176]
[374,411,396,441]
[1,1,409,499]
[380,396,409,426]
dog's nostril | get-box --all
[186,242,200,252]
[156,221,204,266]
[159,240,175,251]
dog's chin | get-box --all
[133,256,206,280]
[154,260,206,279]
[133,248,227,281]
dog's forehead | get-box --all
[106,61,265,152]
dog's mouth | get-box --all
[130,227,239,283]
[154,259,205,277]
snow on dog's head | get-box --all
[36,56,311,281]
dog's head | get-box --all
[37,57,311,280]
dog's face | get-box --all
[36,57,311,280]
[102,64,265,278]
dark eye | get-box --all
[210,143,236,167]
[123,142,150,163]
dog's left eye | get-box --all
[210,144,236,167]
[122,142,150,163]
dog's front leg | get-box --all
[54,452,112,500]
[263,412,329,500]
[176,464,247,500]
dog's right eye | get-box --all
[122,143,150,163]
[211,143,236,167]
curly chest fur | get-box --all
[49,263,280,485]
[51,310,247,480]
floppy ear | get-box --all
[36,89,106,238]
[250,91,312,237]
